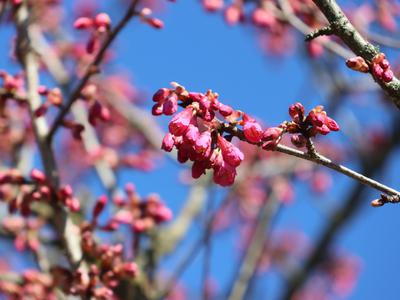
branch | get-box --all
[47,0,140,142]
[223,124,400,200]
[279,117,400,300]
[310,0,400,109]
[14,3,87,273]
[30,25,120,196]
[227,193,280,300]
[275,0,353,59]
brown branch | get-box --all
[310,0,400,109]
[47,0,140,142]
[223,124,400,200]
[14,2,87,275]
[278,116,400,300]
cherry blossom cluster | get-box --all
[201,0,327,56]
[0,269,56,300]
[59,235,138,298]
[295,253,360,300]
[284,102,340,148]
[42,83,111,139]
[2,216,43,253]
[153,83,246,186]
[0,71,25,102]
[346,53,394,83]
[74,13,112,54]
[152,84,340,186]
[371,53,394,83]
[0,168,81,215]
[34,86,63,117]
[88,183,173,233]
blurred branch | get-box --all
[156,177,210,258]
[227,193,280,300]
[14,2,86,275]
[363,30,400,49]
[47,0,141,141]
[275,0,353,59]
[279,116,400,300]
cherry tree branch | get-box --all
[222,124,400,201]
[309,0,400,109]
[47,0,140,142]
[14,2,87,274]
[279,117,400,299]
[227,193,280,300]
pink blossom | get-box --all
[94,13,111,31]
[217,135,244,167]
[73,17,93,29]
[192,160,209,179]
[224,5,242,25]
[168,107,194,136]
[162,133,175,152]
[163,94,178,115]
[252,8,275,28]
[213,159,237,186]
[262,127,283,150]
[243,114,263,143]
[194,131,212,154]
[203,0,223,12]
[184,124,200,143]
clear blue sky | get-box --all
[1,1,400,299]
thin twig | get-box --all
[279,116,400,300]
[223,124,400,199]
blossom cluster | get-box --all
[2,216,43,253]
[346,53,394,83]
[74,13,112,54]
[285,102,340,148]
[152,84,340,187]
[152,84,247,186]
[0,269,56,300]
[0,168,81,215]
[89,183,172,233]
[371,53,394,83]
[64,236,138,298]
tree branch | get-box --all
[47,0,140,142]
[227,193,280,300]
[14,2,87,274]
[279,116,400,300]
[222,124,400,201]
[311,0,400,109]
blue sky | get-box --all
[1,1,400,299]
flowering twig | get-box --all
[279,116,400,300]
[225,125,400,199]
[310,0,400,109]
[153,84,400,205]
[47,0,140,142]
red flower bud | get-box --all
[93,195,107,219]
[74,17,93,29]
[345,56,369,73]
